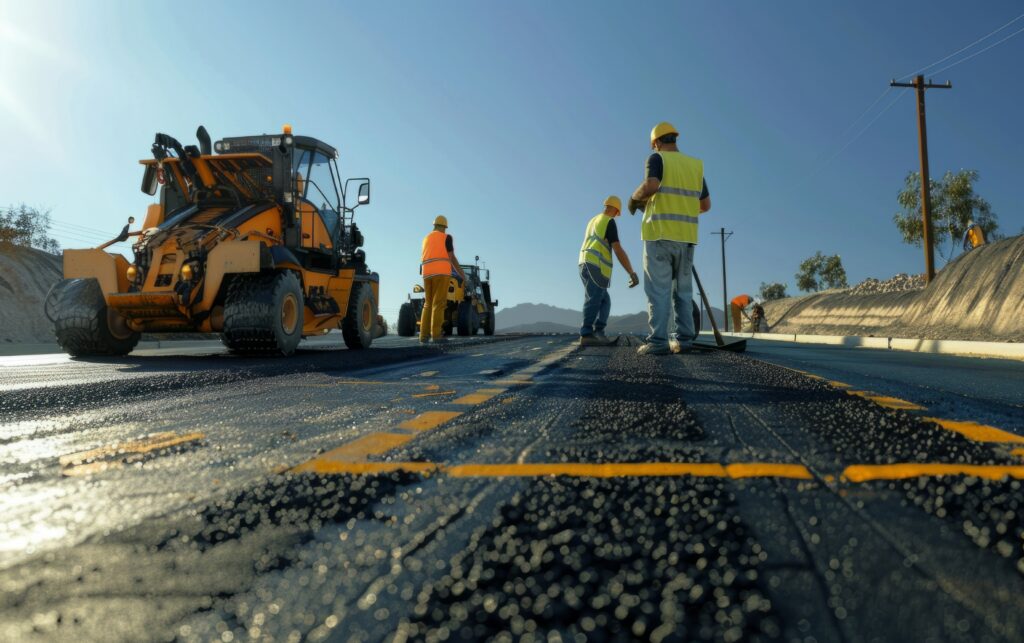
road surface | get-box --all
[1,333,1023,642]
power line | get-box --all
[929,23,1024,76]
[821,91,907,166]
[896,12,1024,80]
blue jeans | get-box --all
[579,263,610,336]
[643,240,695,347]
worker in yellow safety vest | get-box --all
[420,215,467,344]
[578,196,639,346]
[628,121,712,355]
[962,220,987,252]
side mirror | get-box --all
[345,178,371,208]
[142,165,159,195]
[413,284,424,294]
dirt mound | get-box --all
[762,236,1024,342]
[0,244,62,343]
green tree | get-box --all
[759,281,788,301]
[894,170,999,262]
[796,252,847,292]
[0,204,60,254]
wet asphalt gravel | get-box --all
[1,334,1023,641]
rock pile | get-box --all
[848,273,926,295]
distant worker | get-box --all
[750,302,767,333]
[962,220,987,252]
[730,294,753,332]
[420,215,467,344]
[578,196,639,346]
[629,121,711,355]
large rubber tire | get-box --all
[456,300,476,336]
[221,271,304,356]
[342,283,376,349]
[397,302,417,337]
[481,306,495,336]
[53,278,140,357]
[692,300,702,337]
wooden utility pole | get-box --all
[711,228,732,330]
[889,75,951,283]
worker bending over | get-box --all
[629,122,711,355]
[962,220,987,252]
[730,293,753,333]
[578,196,639,346]
[420,215,466,344]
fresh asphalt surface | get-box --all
[1,332,1024,641]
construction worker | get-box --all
[730,294,753,333]
[420,215,466,344]
[578,196,639,346]
[962,220,987,252]
[628,122,711,355]
[750,302,767,333]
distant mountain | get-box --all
[497,302,725,334]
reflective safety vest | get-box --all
[421,230,452,277]
[731,294,752,308]
[578,214,614,281]
[642,151,704,243]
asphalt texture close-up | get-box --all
[1,333,1023,642]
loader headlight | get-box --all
[180,264,193,281]
[126,265,138,281]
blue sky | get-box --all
[1,1,1022,323]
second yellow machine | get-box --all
[48,125,377,356]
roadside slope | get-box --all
[0,244,61,343]
[765,235,1024,342]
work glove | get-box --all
[628,272,640,288]
[628,198,645,216]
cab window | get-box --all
[306,152,342,239]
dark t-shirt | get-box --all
[604,219,619,245]
[646,153,709,199]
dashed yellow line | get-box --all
[453,388,506,406]
[922,417,1024,444]
[399,411,463,431]
[419,370,439,377]
[846,391,926,411]
[412,390,456,398]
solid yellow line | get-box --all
[847,390,925,411]
[843,463,1024,482]
[398,411,462,431]
[411,390,456,398]
[290,433,413,473]
[724,463,813,479]
[923,417,1024,444]
[60,431,205,467]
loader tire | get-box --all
[397,302,417,337]
[221,271,304,356]
[456,300,477,336]
[481,306,495,336]
[342,283,376,349]
[53,278,140,357]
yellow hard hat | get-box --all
[650,121,679,143]
[433,215,448,228]
[603,196,622,212]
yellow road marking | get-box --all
[1012,448,1024,458]
[493,377,532,386]
[399,411,462,431]
[412,390,456,398]
[922,417,1024,444]
[419,371,439,377]
[61,431,205,477]
[829,380,852,388]
[308,380,389,387]
[724,463,814,479]
[452,388,505,405]
[846,391,926,411]
[290,433,413,473]
[292,461,438,475]
[843,463,1024,482]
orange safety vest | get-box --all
[421,230,452,277]
[731,294,752,308]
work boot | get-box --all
[419,337,431,345]
[593,331,616,344]
[669,339,692,354]
[637,343,670,356]
[580,334,611,347]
